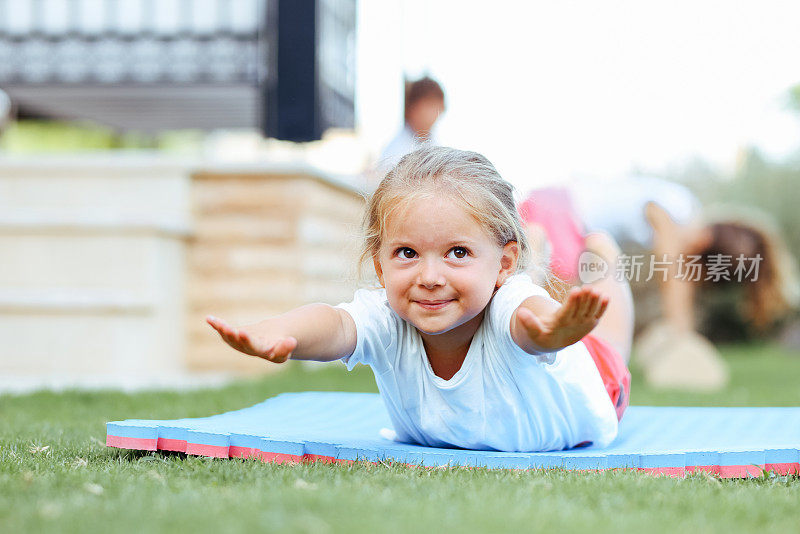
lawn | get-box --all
[2,344,799,533]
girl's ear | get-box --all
[496,241,519,288]
[373,257,385,287]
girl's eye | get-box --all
[396,247,417,259]
[448,247,469,259]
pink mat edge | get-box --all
[106,435,800,478]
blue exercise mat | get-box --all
[107,392,800,478]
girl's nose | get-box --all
[417,259,445,288]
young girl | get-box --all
[206,147,633,452]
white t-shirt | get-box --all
[335,273,619,452]
[569,175,701,249]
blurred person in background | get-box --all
[519,175,799,391]
[378,76,446,172]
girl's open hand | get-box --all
[516,287,608,352]
[206,315,297,363]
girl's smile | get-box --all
[414,299,453,310]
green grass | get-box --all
[2,345,800,533]
[0,120,205,154]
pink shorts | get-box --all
[582,334,631,421]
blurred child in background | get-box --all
[379,76,446,172]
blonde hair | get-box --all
[359,146,532,276]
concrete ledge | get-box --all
[0,288,152,314]
[0,153,364,195]
[0,210,191,238]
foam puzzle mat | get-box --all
[107,392,800,478]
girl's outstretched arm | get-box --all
[206,304,357,364]
[510,287,608,354]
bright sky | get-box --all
[356,0,800,192]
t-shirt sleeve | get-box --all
[334,287,397,372]
[488,272,559,365]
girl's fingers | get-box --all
[574,292,589,317]
[566,289,582,320]
[583,292,601,318]
[223,332,238,347]
[207,316,247,349]
[206,317,221,334]
[277,337,297,356]
[595,298,609,319]
[239,329,277,357]
[211,322,234,345]
[584,291,600,317]
[572,289,602,319]
[585,296,601,319]
[207,316,232,337]
[265,338,282,360]
[206,315,228,330]
[222,326,239,345]
[267,337,297,363]
[569,289,589,320]
[235,330,253,351]
[594,294,607,317]
[233,328,248,345]
[211,318,251,351]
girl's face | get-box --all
[373,195,518,338]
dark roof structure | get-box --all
[0,0,355,141]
